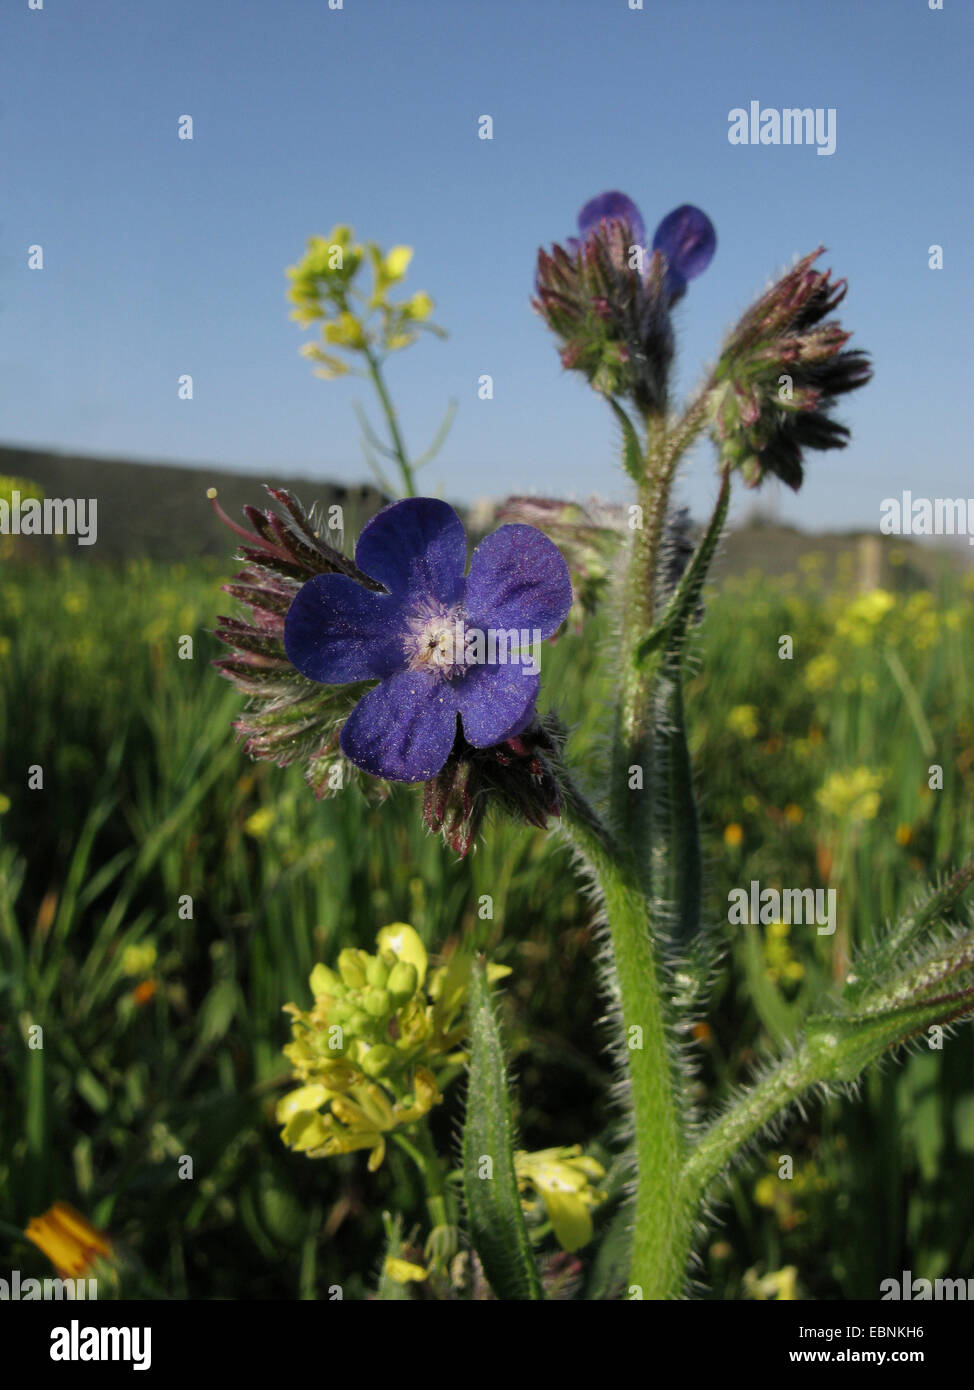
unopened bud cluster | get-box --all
[708,249,872,489]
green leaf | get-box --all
[76,1068,110,1115]
[635,467,730,669]
[461,961,544,1300]
[644,473,731,946]
[584,1199,632,1300]
[807,988,974,1084]
[199,980,239,1047]
[414,399,458,470]
[607,398,644,483]
[844,861,974,1007]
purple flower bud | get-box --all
[423,716,566,857]
[577,191,647,251]
[652,205,717,302]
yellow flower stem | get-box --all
[393,1124,451,1242]
[362,343,416,498]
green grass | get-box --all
[1,550,973,1298]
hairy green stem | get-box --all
[560,780,688,1297]
[678,1044,819,1220]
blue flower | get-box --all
[570,191,716,302]
[652,203,717,300]
[283,498,573,783]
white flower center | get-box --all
[404,605,468,678]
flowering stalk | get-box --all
[286,223,454,499]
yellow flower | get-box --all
[383,1256,428,1284]
[835,589,896,645]
[401,290,433,321]
[121,942,157,977]
[754,1175,777,1208]
[376,922,428,986]
[726,704,759,739]
[243,806,275,839]
[804,652,838,693]
[815,766,885,823]
[723,823,744,848]
[323,311,366,349]
[762,921,805,985]
[381,245,413,282]
[25,1203,112,1279]
[515,1146,607,1252]
[895,823,912,847]
[784,803,803,825]
[744,1264,799,1300]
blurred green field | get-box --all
[2,547,973,1299]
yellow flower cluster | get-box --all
[286,225,441,378]
[762,920,804,985]
[277,924,509,1172]
[815,766,885,822]
[753,1153,829,1232]
[726,704,760,739]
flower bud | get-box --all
[337,948,369,990]
[365,954,390,989]
[309,963,344,1000]
[363,987,392,1018]
[376,923,428,986]
[708,249,872,490]
[533,219,674,415]
[423,716,567,857]
[387,960,419,1002]
[360,1044,397,1078]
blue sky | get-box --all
[2,0,971,532]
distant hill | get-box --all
[0,444,385,563]
[1,443,970,590]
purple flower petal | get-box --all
[464,525,572,640]
[455,665,540,749]
[355,497,466,608]
[339,668,459,781]
[578,191,646,249]
[652,205,716,286]
[284,574,407,682]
